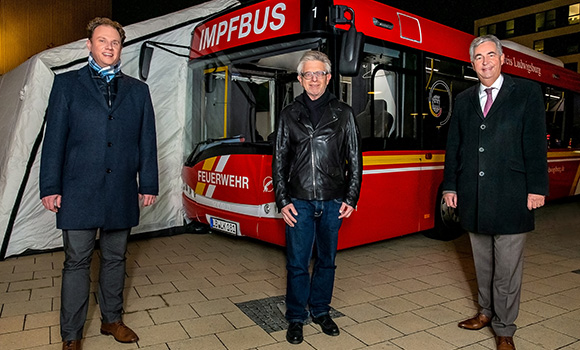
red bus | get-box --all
[147,0,580,249]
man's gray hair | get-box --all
[469,35,503,62]
[297,51,332,75]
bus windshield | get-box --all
[187,39,326,152]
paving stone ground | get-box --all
[1,197,579,349]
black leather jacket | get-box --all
[272,93,362,210]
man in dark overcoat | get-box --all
[39,17,158,350]
[442,35,548,350]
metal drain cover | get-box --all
[235,295,343,333]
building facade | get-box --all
[474,0,580,73]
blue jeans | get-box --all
[285,199,343,323]
[60,228,130,341]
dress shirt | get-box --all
[479,74,504,113]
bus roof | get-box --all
[337,0,580,93]
[190,0,580,93]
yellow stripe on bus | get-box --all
[202,157,216,171]
[195,182,206,195]
[195,157,217,195]
[363,153,445,166]
[363,151,579,167]
[571,164,580,196]
[203,66,228,74]
[547,151,580,158]
[223,66,229,137]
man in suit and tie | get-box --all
[442,35,548,350]
[40,17,158,350]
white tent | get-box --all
[0,0,239,259]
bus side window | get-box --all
[544,87,580,149]
[348,45,420,151]
[422,58,477,150]
[356,99,393,139]
[356,68,398,151]
[229,80,257,141]
[572,92,580,148]
[545,86,566,149]
[204,71,227,140]
[228,73,276,143]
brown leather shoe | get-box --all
[100,321,139,343]
[458,312,491,330]
[62,340,81,350]
[497,336,516,350]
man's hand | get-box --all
[338,202,355,219]
[527,193,545,210]
[139,194,157,207]
[41,194,62,213]
[281,203,298,227]
[443,192,457,208]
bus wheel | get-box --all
[424,189,464,241]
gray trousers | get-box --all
[469,232,526,337]
[60,228,130,341]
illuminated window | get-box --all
[534,40,544,53]
[478,24,498,36]
[536,12,545,31]
[505,19,515,37]
[536,10,557,31]
[569,3,580,25]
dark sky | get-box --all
[113,0,548,34]
[391,0,548,33]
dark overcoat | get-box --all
[40,65,159,230]
[442,74,548,234]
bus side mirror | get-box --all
[139,42,154,81]
[339,23,365,77]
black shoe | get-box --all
[312,314,340,336]
[286,322,303,344]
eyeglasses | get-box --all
[300,71,328,80]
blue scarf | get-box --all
[88,53,121,83]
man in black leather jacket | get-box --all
[272,51,362,345]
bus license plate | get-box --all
[209,217,239,235]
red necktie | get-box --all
[483,88,493,117]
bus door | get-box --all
[342,44,426,243]
[421,56,477,232]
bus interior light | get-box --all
[463,75,480,81]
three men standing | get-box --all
[38,20,549,350]
[443,35,549,350]
[272,51,362,345]
[40,18,158,350]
